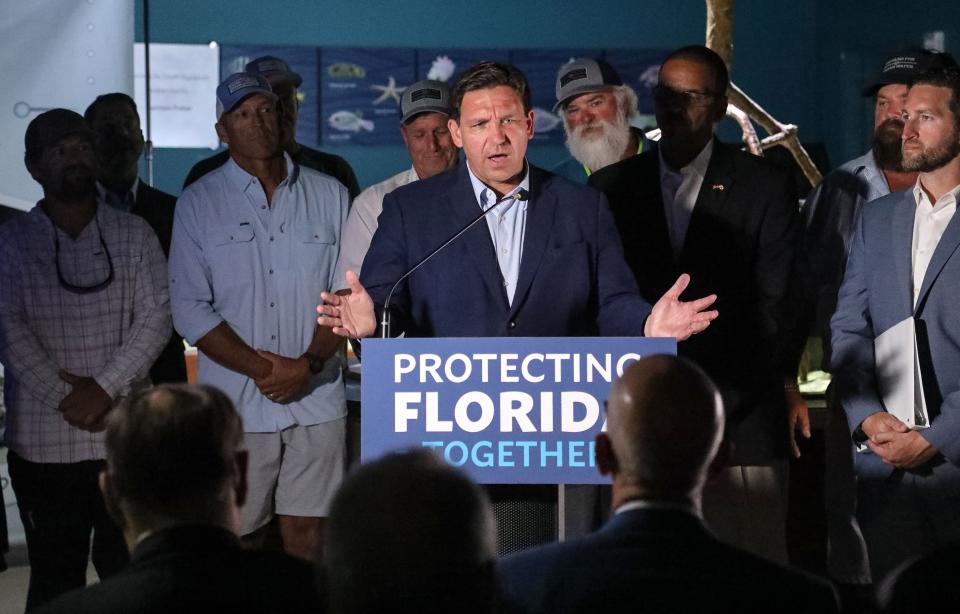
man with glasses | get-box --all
[590,45,801,564]
[0,109,171,609]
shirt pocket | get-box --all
[206,224,256,287]
[289,225,337,273]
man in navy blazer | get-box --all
[317,61,717,343]
[831,61,960,582]
[496,355,839,614]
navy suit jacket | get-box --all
[831,188,960,479]
[497,508,839,614]
[359,163,651,337]
[35,525,321,614]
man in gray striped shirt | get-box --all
[0,109,171,610]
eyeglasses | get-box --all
[55,215,114,294]
[652,85,719,107]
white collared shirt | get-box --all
[911,180,960,305]
[615,498,701,518]
[97,177,140,212]
[465,163,530,305]
[659,140,714,256]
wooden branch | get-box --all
[726,103,762,155]
[706,0,736,69]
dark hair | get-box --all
[450,61,531,120]
[324,450,495,614]
[661,45,730,94]
[84,92,139,124]
[913,57,960,125]
[105,384,243,518]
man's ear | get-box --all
[713,94,729,124]
[215,121,229,146]
[99,470,127,529]
[448,117,463,149]
[595,432,618,477]
[25,156,42,184]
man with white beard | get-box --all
[552,58,648,184]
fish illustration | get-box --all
[328,63,367,79]
[427,55,456,82]
[328,110,374,133]
[532,107,562,133]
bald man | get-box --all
[496,355,838,614]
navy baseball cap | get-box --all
[554,58,624,111]
[216,72,278,120]
[245,55,303,88]
[862,49,938,97]
[400,79,452,123]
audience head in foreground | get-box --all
[496,355,839,614]
[324,449,496,614]
[598,354,724,511]
[35,384,321,614]
[100,384,247,542]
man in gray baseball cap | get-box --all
[552,58,648,184]
[333,78,459,287]
[184,55,360,199]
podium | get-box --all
[359,337,676,552]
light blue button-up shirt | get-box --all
[169,155,349,432]
[466,163,530,305]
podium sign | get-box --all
[360,337,676,484]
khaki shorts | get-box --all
[241,419,346,535]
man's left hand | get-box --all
[58,371,113,432]
[868,429,938,469]
[255,351,312,403]
[644,274,719,340]
[787,385,811,458]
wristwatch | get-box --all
[301,351,324,375]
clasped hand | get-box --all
[862,412,937,469]
[58,371,112,432]
[255,351,312,404]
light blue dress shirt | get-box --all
[466,163,530,305]
[169,155,349,432]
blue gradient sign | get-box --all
[361,337,676,484]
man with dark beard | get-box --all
[0,109,171,609]
[552,58,648,184]
[798,49,952,596]
[85,93,187,385]
[831,57,960,585]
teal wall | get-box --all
[135,0,958,196]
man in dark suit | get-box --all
[85,93,187,385]
[317,61,717,343]
[589,45,801,563]
[497,355,839,614]
[36,384,321,614]
[182,55,360,199]
[831,61,960,582]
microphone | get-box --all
[380,188,529,338]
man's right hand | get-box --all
[58,371,113,432]
[316,270,376,338]
[860,412,910,439]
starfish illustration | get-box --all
[370,76,406,105]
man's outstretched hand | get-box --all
[644,274,718,340]
[316,270,377,339]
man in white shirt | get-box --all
[334,79,458,284]
[831,59,960,582]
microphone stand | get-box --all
[380,188,529,338]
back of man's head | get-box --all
[602,355,724,504]
[323,450,496,614]
[102,384,246,533]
